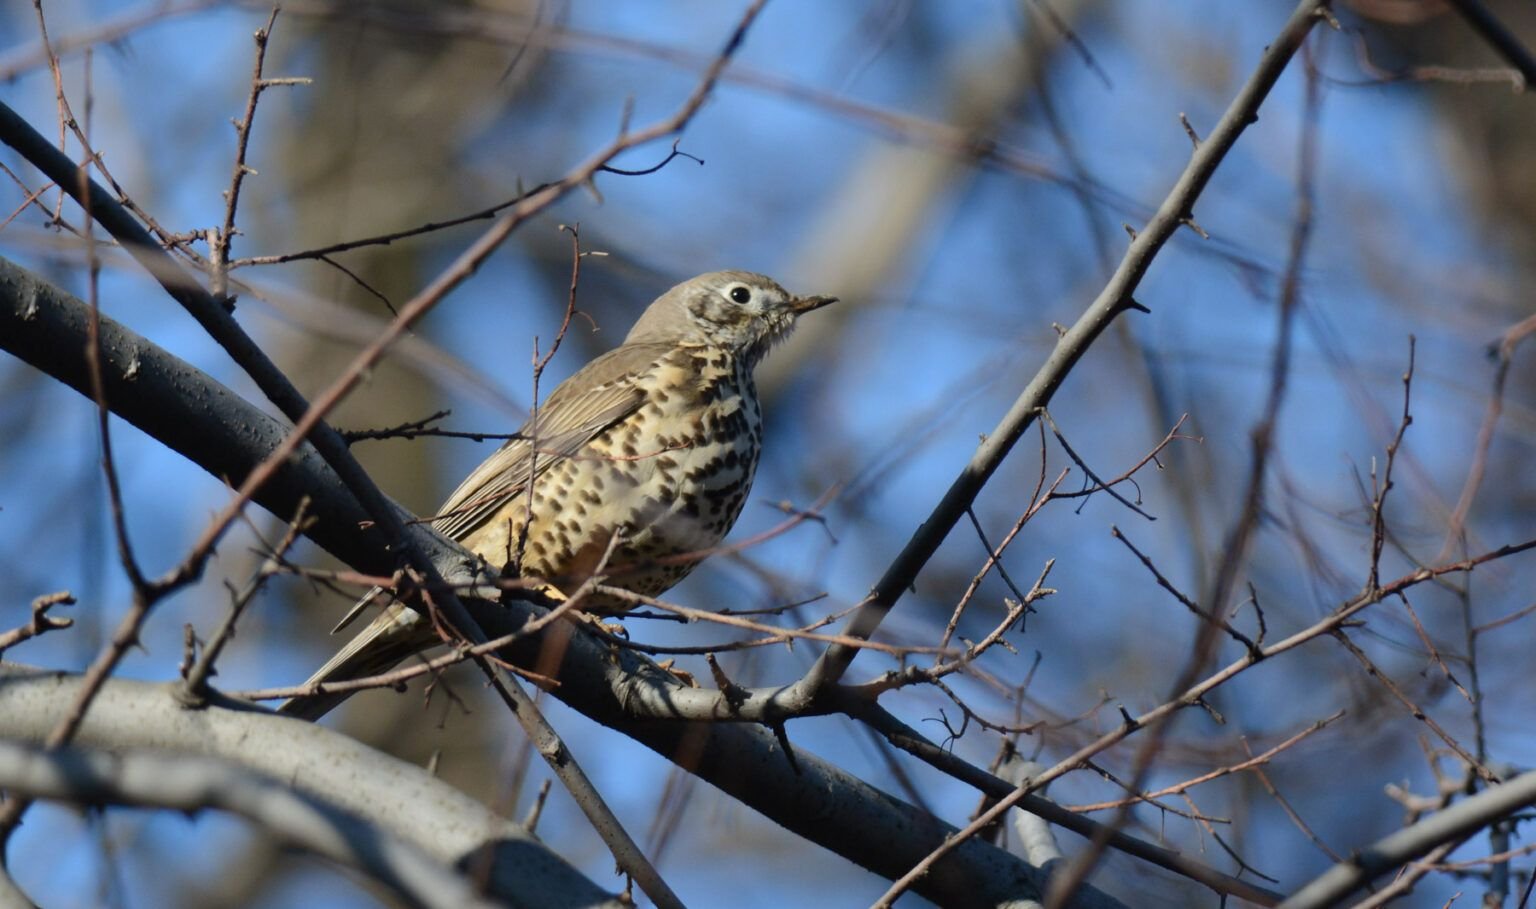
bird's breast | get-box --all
[641,349,762,513]
[501,349,765,607]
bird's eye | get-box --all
[728,285,752,304]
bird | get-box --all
[281,270,836,719]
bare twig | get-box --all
[592,586,942,659]
[1438,313,1536,561]
[1046,413,1196,505]
[1038,24,1330,906]
[867,535,1536,909]
[1037,409,1154,520]
[1331,630,1498,785]
[799,0,1338,728]
[521,779,554,833]
[1111,527,1258,653]
[512,222,590,570]
[1066,712,1342,813]
[1243,736,1344,863]
[936,465,1063,655]
[209,8,311,301]
[27,1,201,259]
[1444,0,1536,88]
[1330,27,1523,91]
[179,500,314,704]
[848,701,1286,907]
[1367,338,1415,591]
[0,592,76,654]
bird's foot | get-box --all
[564,607,629,639]
[525,581,569,607]
[528,582,630,637]
[655,659,699,688]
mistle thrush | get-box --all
[282,271,835,717]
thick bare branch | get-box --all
[0,666,620,909]
[1280,766,1536,909]
[0,740,501,909]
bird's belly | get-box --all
[630,435,758,554]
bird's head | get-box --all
[624,270,836,363]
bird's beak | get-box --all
[791,294,838,314]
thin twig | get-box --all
[798,0,1338,726]
[1331,630,1499,785]
[210,8,310,301]
[1112,526,1258,653]
[1444,0,1536,87]
[1367,338,1415,591]
[848,701,1286,907]
[179,499,313,704]
[866,533,1536,909]
[1036,408,1154,520]
[1041,32,1328,901]
[1437,313,1536,561]
[1066,712,1342,812]
[0,592,76,654]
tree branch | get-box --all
[1445,0,1536,87]
[1280,766,1536,909]
[0,254,1113,909]
[0,740,499,909]
[798,0,1340,702]
[0,665,620,909]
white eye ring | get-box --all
[727,284,752,304]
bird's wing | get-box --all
[430,341,672,541]
[281,342,677,718]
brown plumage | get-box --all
[281,271,835,719]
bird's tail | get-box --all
[278,593,433,721]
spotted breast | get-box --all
[458,346,762,611]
